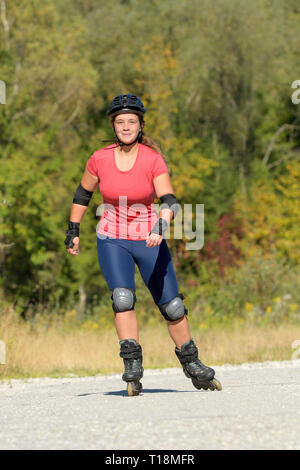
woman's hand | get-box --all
[66,236,80,255]
[64,221,80,255]
[145,231,163,248]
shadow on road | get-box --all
[76,388,191,397]
[105,388,182,396]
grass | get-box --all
[2,252,300,380]
[1,308,299,380]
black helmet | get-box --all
[108,94,146,117]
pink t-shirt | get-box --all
[86,143,169,240]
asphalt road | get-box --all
[0,360,299,450]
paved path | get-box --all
[0,360,299,450]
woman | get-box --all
[65,94,221,395]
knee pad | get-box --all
[111,287,136,313]
[158,293,188,322]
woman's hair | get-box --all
[110,115,164,156]
[140,132,162,154]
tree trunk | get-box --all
[78,284,87,320]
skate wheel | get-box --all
[191,377,222,391]
[191,378,209,390]
[127,381,142,397]
[210,378,222,391]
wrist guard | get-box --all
[64,221,80,248]
[149,217,169,236]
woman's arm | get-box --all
[65,169,99,254]
[153,172,175,225]
[69,168,99,223]
[146,172,178,247]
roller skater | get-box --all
[175,339,222,391]
[119,339,143,396]
[65,93,222,396]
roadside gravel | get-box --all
[0,360,299,450]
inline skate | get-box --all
[175,339,222,391]
[119,339,143,396]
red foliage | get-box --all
[203,210,244,276]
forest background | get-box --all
[0,0,300,377]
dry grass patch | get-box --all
[1,309,299,379]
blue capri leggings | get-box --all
[97,236,179,307]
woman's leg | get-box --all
[134,239,191,348]
[97,238,144,395]
[97,237,139,341]
[114,309,139,342]
[166,315,191,349]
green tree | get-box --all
[0,0,98,312]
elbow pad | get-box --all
[73,183,94,206]
[160,193,180,218]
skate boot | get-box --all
[119,339,144,396]
[175,339,222,391]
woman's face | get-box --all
[113,113,142,145]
